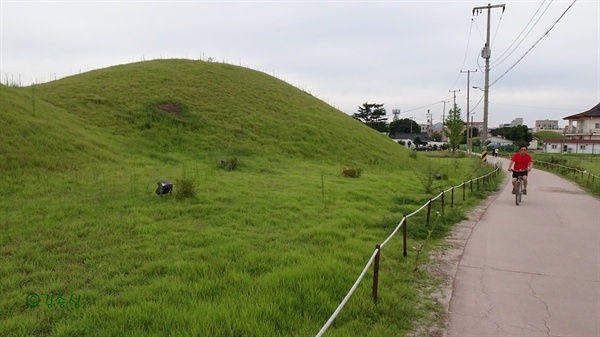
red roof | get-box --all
[563,102,600,120]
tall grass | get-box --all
[0,60,499,336]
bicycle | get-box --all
[510,169,527,206]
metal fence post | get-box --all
[451,187,455,208]
[372,245,380,303]
[463,182,466,201]
[470,180,473,193]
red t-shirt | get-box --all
[511,153,533,171]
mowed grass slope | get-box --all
[0,60,495,337]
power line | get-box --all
[450,18,476,90]
[488,102,579,111]
[490,6,505,47]
[400,98,453,114]
[490,0,578,87]
[490,0,550,68]
[491,0,554,70]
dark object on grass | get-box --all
[220,158,238,171]
[156,180,173,195]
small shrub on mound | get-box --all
[219,158,238,171]
[342,167,362,178]
[174,178,197,200]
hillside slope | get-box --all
[0,60,487,337]
[6,59,413,169]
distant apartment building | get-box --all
[498,118,524,128]
[510,118,523,127]
[534,119,560,133]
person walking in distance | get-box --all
[508,145,533,195]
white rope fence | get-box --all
[314,164,501,336]
[534,160,599,186]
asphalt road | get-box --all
[445,156,600,337]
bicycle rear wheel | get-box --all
[515,180,521,205]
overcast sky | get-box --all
[1,0,598,128]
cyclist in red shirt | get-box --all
[507,145,533,195]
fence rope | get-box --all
[314,248,380,337]
[534,160,599,180]
[314,166,501,336]
[381,217,406,248]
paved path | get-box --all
[445,157,600,337]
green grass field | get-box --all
[532,153,600,196]
[534,131,566,140]
[1,59,500,336]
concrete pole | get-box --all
[461,70,477,154]
[473,3,505,161]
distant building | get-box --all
[543,139,600,154]
[535,119,559,131]
[542,103,600,154]
[563,102,600,141]
[510,118,524,127]
[499,118,524,128]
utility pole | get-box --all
[426,109,432,135]
[461,69,477,154]
[473,3,505,162]
[446,92,459,140]
[442,100,449,128]
[448,90,460,107]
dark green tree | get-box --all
[491,125,532,144]
[507,125,533,143]
[491,127,510,138]
[462,127,479,139]
[413,136,422,146]
[389,118,421,135]
[353,102,388,132]
[431,131,442,142]
[443,104,464,153]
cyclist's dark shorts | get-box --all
[512,171,528,178]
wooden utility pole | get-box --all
[473,3,505,162]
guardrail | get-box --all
[315,163,502,337]
[534,160,599,187]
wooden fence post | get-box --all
[402,216,408,258]
[426,200,432,226]
[372,245,380,303]
[586,173,591,187]
[441,192,445,214]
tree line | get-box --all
[352,102,533,152]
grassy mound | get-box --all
[0,60,496,336]
[534,130,566,140]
